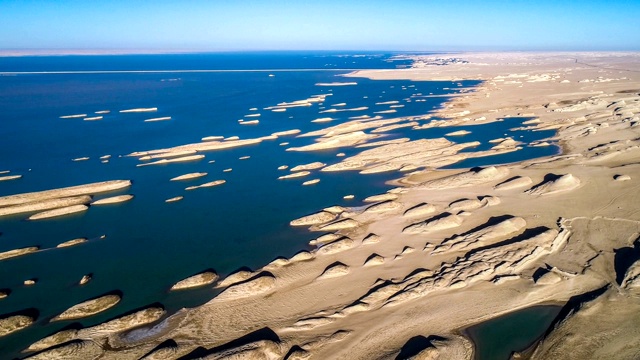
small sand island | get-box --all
[23,52,640,360]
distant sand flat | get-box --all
[315,82,358,86]
[144,116,171,122]
[59,114,86,119]
[119,107,157,113]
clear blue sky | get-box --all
[1,0,639,52]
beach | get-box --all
[8,52,640,359]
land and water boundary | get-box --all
[4,52,640,359]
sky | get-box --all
[1,0,639,52]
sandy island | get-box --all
[16,52,640,360]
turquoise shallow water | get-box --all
[0,53,558,358]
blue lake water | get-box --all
[465,305,562,360]
[0,52,558,358]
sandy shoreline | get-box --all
[15,52,640,359]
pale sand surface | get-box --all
[19,52,640,359]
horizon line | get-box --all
[1,49,639,57]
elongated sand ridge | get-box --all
[0,195,92,217]
[170,172,208,181]
[119,108,157,113]
[28,205,89,220]
[51,294,121,322]
[16,52,640,360]
[91,194,134,205]
[0,180,130,207]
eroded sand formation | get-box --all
[14,52,640,360]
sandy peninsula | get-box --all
[17,52,640,360]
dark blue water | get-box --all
[0,51,416,73]
[0,53,558,358]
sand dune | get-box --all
[525,174,580,196]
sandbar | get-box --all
[91,194,134,205]
[28,205,89,220]
[170,172,208,181]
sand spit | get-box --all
[311,117,335,123]
[0,175,22,181]
[0,315,34,337]
[278,171,311,180]
[0,180,131,207]
[83,116,103,121]
[321,138,479,174]
[0,195,92,217]
[119,108,157,113]
[319,106,368,114]
[130,138,262,159]
[288,131,380,152]
[59,114,86,119]
[165,196,183,203]
[446,130,472,136]
[201,135,224,141]
[272,129,301,137]
[290,162,326,172]
[315,82,357,86]
[24,53,640,360]
[170,271,219,291]
[28,204,89,220]
[52,294,121,322]
[57,238,88,248]
[170,172,207,181]
[144,117,171,122]
[0,246,39,261]
[137,155,205,167]
[290,211,337,226]
[91,194,134,205]
[185,180,226,191]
